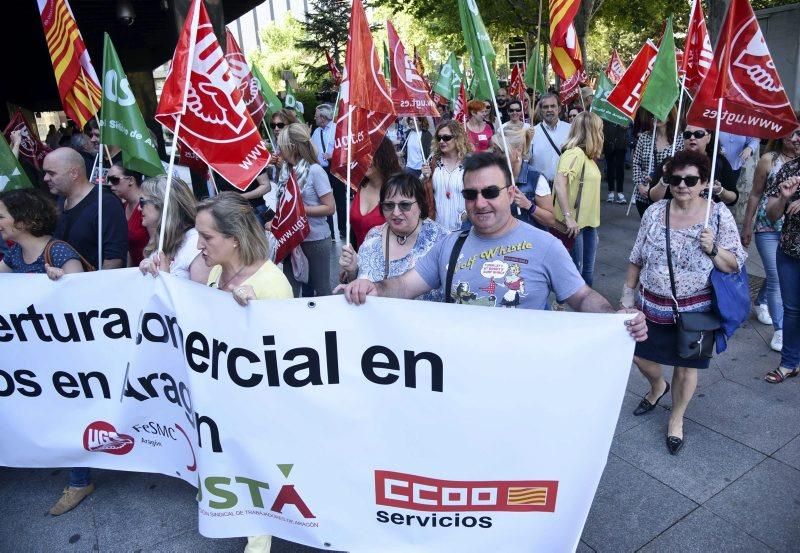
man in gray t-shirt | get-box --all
[338,152,647,341]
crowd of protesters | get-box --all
[2,78,799,553]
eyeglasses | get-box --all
[381,200,417,212]
[271,122,286,130]
[436,134,454,142]
[461,185,509,201]
[682,130,708,139]
[107,175,122,185]
[667,175,702,187]
[139,197,155,208]
[507,108,522,113]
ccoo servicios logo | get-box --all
[374,470,558,529]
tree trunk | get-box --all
[575,0,595,70]
[708,0,730,45]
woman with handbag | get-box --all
[553,111,603,286]
[621,150,746,454]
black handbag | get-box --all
[665,201,721,360]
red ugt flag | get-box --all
[686,0,798,138]
[606,40,659,120]
[271,170,310,264]
[388,21,439,117]
[155,0,268,190]
[681,0,713,96]
[453,82,468,124]
[508,63,526,104]
[3,111,51,170]
[225,30,267,128]
[325,50,342,85]
[605,49,626,84]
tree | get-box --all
[296,0,352,94]
[249,15,306,91]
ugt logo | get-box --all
[83,421,135,455]
[199,464,315,518]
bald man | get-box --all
[45,147,128,269]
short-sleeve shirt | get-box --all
[414,222,585,308]
[148,228,201,280]
[208,260,293,300]
[467,125,494,152]
[3,240,81,274]
[553,147,601,229]
[54,185,128,268]
[127,203,149,266]
[301,164,333,242]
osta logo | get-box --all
[83,421,134,455]
[374,470,558,529]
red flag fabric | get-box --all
[559,69,585,104]
[686,0,797,138]
[225,30,267,127]
[387,21,439,117]
[453,82,469,124]
[271,170,311,264]
[3,111,51,170]
[330,0,395,187]
[325,50,342,85]
[681,0,713,96]
[155,0,268,190]
[605,49,626,84]
[178,141,208,173]
[508,63,526,105]
[606,40,659,120]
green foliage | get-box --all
[249,15,307,90]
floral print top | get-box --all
[766,157,800,259]
[754,153,785,234]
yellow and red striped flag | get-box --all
[37,0,102,127]
[549,0,583,79]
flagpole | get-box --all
[345,106,353,244]
[626,117,658,217]
[412,117,428,165]
[93,149,103,268]
[671,74,688,156]
[705,97,723,228]
[532,0,543,109]
[261,119,277,151]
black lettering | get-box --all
[78,371,110,399]
[211,339,228,380]
[142,312,169,343]
[161,372,179,403]
[25,305,50,342]
[179,382,194,427]
[195,412,222,452]
[123,378,149,401]
[283,347,323,387]
[0,370,14,396]
[324,331,340,384]
[390,512,404,524]
[362,345,400,385]
[416,515,430,527]
[227,347,263,387]
[165,315,183,350]
[101,308,130,339]
[14,369,41,397]
[404,350,444,392]
[479,516,492,528]
[440,516,452,528]
[376,510,389,523]
[9,310,31,341]
[44,313,80,342]
[462,516,477,528]
[78,309,99,340]
[186,331,210,373]
[262,335,280,386]
[0,315,12,342]
[137,372,161,398]
[53,371,80,398]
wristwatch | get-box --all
[708,244,718,258]
[528,203,537,217]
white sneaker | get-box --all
[616,193,626,204]
[606,192,615,203]
[754,303,773,325]
[771,330,783,352]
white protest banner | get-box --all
[0,269,635,552]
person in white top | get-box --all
[529,93,571,183]
[138,175,211,284]
[312,103,347,241]
[501,100,531,132]
[404,117,432,178]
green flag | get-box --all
[591,73,630,127]
[284,83,297,109]
[383,41,391,83]
[0,136,33,192]
[251,64,283,115]
[432,53,463,101]
[524,48,546,94]
[99,34,163,177]
[640,17,679,122]
[458,0,499,100]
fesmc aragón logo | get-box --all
[375,471,558,529]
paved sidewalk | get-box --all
[2,198,799,552]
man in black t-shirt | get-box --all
[44,148,128,269]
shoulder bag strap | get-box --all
[444,230,470,304]
[383,227,390,280]
[539,124,562,156]
[664,200,680,320]
[573,159,587,221]
[44,239,95,272]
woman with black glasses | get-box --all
[622,150,746,455]
[339,173,447,300]
[107,162,148,266]
[501,100,530,132]
[421,120,473,231]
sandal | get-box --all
[764,367,800,384]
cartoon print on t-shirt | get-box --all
[450,260,526,308]
[499,264,525,307]
[452,281,496,306]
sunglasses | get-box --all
[667,175,702,187]
[461,185,509,201]
[138,197,155,208]
[381,200,417,212]
[682,130,708,139]
[271,122,286,130]
[107,175,122,185]
[436,134,454,142]
[507,108,522,113]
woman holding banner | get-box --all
[339,172,446,300]
[422,120,472,232]
[553,112,604,287]
[138,176,210,284]
[622,150,746,454]
[198,192,292,306]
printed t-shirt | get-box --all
[3,240,81,273]
[414,222,585,308]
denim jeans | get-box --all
[754,231,783,330]
[571,227,598,287]
[69,467,91,487]
[777,249,800,369]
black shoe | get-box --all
[666,435,683,455]
[632,381,670,416]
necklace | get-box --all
[391,219,421,245]
[439,158,461,199]
[218,265,247,290]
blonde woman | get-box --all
[553,111,604,286]
[490,128,555,229]
[421,120,473,231]
[138,175,211,284]
[277,123,335,297]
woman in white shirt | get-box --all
[421,120,473,231]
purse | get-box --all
[550,158,586,252]
[665,201,721,360]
